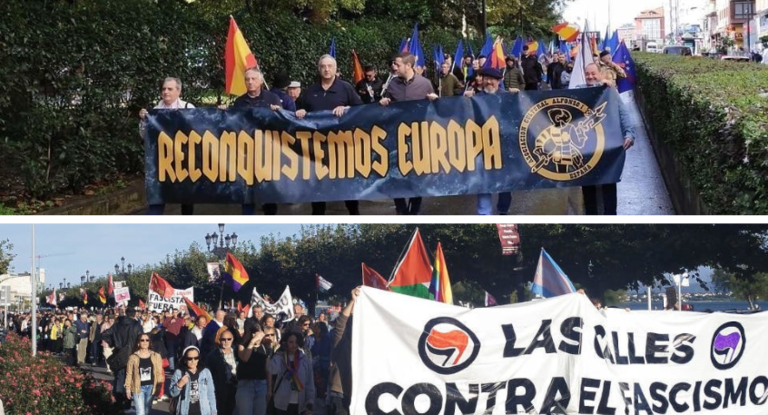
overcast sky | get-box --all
[562,0,667,32]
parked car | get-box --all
[663,46,693,56]
[646,42,659,53]
[721,55,751,62]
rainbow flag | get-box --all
[222,252,249,292]
[428,242,453,304]
[225,16,258,96]
[532,248,576,298]
[183,296,213,321]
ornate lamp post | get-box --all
[205,223,238,309]
[114,257,133,281]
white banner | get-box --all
[250,286,295,322]
[147,287,194,313]
[114,281,125,289]
[114,287,130,303]
[207,262,220,283]
[352,287,768,415]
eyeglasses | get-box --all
[302,323,310,327]
[187,356,200,361]
[264,334,275,337]
[140,339,150,342]
[220,338,233,342]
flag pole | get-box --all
[388,227,420,285]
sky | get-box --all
[562,0,666,32]
[0,224,303,289]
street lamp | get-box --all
[205,223,238,308]
[59,282,63,290]
[114,257,133,281]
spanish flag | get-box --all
[99,286,107,304]
[225,16,258,96]
[428,242,453,304]
[222,252,249,292]
[183,296,213,322]
[80,288,88,305]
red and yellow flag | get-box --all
[552,22,580,42]
[352,49,364,85]
[99,286,107,304]
[490,39,506,69]
[225,16,258,96]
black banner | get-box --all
[144,85,625,205]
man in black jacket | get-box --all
[101,308,142,409]
[547,52,566,90]
[355,65,384,104]
[520,45,543,91]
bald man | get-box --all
[574,63,634,215]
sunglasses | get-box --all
[220,338,233,341]
[140,339,150,342]
[187,356,200,361]
[264,334,275,337]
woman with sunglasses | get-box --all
[169,345,218,415]
[208,327,238,415]
[235,320,270,415]
[124,333,164,415]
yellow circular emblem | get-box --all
[519,98,606,181]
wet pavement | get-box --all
[135,92,674,216]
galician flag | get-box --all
[428,242,453,304]
[225,16,259,96]
[388,229,433,299]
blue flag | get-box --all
[613,41,637,94]
[466,42,475,77]
[409,23,426,67]
[559,41,571,62]
[329,37,337,59]
[452,39,464,72]
[537,39,547,57]
[479,30,494,59]
[398,38,407,54]
[532,249,576,298]
[606,30,620,55]
[511,37,524,58]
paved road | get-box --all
[135,92,673,216]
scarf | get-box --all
[284,350,304,391]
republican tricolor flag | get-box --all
[222,252,249,292]
[183,296,213,322]
[225,16,259,96]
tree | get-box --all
[0,239,14,274]
[711,269,768,310]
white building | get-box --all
[0,269,46,304]
[756,0,768,50]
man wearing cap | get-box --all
[270,72,297,111]
[219,67,283,215]
[296,54,364,215]
[287,81,301,102]
[380,51,439,215]
[521,45,543,91]
[464,67,513,215]
[599,50,626,88]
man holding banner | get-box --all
[296,54,364,215]
[380,52,439,215]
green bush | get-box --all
[634,53,768,214]
[0,0,464,200]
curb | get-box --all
[38,179,147,215]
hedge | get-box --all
[634,53,768,214]
[0,0,469,200]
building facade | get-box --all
[756,0,768,50]
[0,269,46,305]
[635,7,667,47]
[617,23,636,48]
[714,0,757,50]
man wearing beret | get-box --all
[464,68,513,215]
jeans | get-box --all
[114,367,127,405]
[328,395,350,415]
[582,184,617,215]
[132,384,154,415]
[394,197,422,215]
[236,378,267,415]
[91,339,102,365]
[476,193,512,215]
[166,338,178,371]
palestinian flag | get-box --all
[387,229,433,299]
